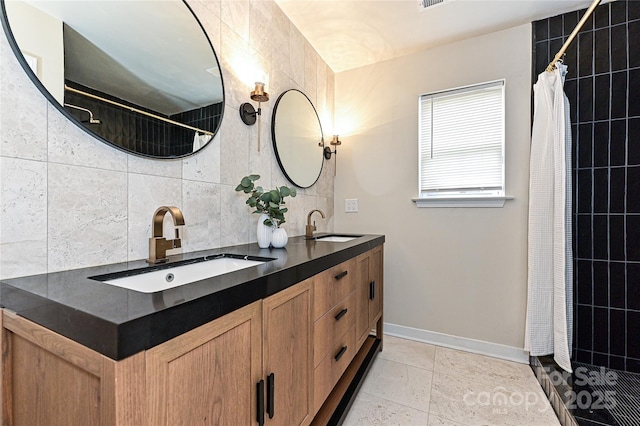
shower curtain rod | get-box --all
[546,0,602,72]
[64,85,215,136]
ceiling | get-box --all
[274,0,600,73]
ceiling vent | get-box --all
[418,0,445,10]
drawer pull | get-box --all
[267,373,275,419]
[369,281,375,300]
[334,270,348,280]
[334,308,348,321]
[257,380,265,426]
[334,346,347,361]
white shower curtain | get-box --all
[525,62,574,373]
[192,132,211,152]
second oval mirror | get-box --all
[272,90,324,188]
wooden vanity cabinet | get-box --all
[0,243,383,425]
[148,280,313,426]
[1,281,312,426]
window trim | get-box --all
[412,195,514,208]
[416,79,508,206]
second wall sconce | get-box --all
[239,82,269,151]
[324,135,341,175]
[324,135,341,159]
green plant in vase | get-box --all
[236,175,297,248]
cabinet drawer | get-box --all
[313,292,355,367]
[313,258,356,320]
[313,326,356,413]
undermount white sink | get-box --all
[91,255,269,293]
[315,235,360,243]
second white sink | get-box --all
[315,235,360,242]
[92,255,268,293]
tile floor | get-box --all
[342,335,561,426]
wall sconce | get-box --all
[239,82,269,151]
[324,135,341,176]
[324,135,341,159]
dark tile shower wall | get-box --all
[170,103,223,155]
[533,1,640,374]
[65,81,222,157]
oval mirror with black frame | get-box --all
[271,89,324,188]
[0,0,224,158]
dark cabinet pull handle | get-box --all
[267,373,275,419]
[369,281,375,300]
[335,270,348,280]
[334,346,347,361]
[334,308,348,321]
[257,380,265,426]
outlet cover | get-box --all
[345,199,358,213]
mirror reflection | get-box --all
[272,90,324,188]
[2,0,224,158]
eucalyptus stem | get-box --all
[235,175,297,228]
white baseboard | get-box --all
[383,322,529,364]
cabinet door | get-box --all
[355,246,384,348]
[146,301,262,426]
[368,246,383,330]
[0,310,136,426]
[263,279,313,426]
[355,253,371,349]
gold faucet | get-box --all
[305,209,325,238]
[148,206,185,264]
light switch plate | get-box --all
[345,198,358,213]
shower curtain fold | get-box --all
[525,63,574,373]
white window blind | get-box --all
[419,80,505,198]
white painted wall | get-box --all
[334,24,533,351]
[0,1,335,279]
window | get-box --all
[416,80,507,207]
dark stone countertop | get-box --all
[0,234,384,360]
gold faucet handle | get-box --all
[148,237,169,263]
[172,228,182,248]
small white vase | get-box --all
[271,228,288,248]
[256,214,273,249]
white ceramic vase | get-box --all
[271,228,288,248]
[256,214,273,249]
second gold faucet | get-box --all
[305,209,325,238]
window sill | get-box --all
[412,196,514,208]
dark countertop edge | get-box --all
[1,235,384,360]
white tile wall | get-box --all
[182,180,222,253]
[182,133,222,183]
[0,157,48,277]
[48,163,128,271]
[46,104,128,172]
[0,36,48,162]
[0,0,335,279]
